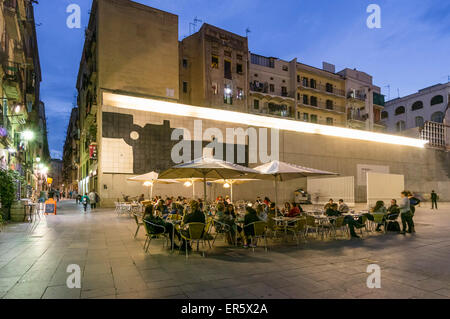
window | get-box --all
[326,117,333,125]
[224,85,233,105]
[269,84,275,93]
[253,99,259,110]
[310,79,317,89]
[250,54,274,68]
[282,65,288,71]
[396,121,406,132]
[236,87,244,100]
[326,83,333,93]
[182,81,188,93]
[381,111,388,119]
[326,100,333,110]
[302,94,309,105]
[224,51,232,57]
[297,75,301,83]
[182,59,188,68]
[224,60,232,79]
[431,111,444,123]
[415,116,424,128]
[254,74,258,77]
[297,111,300,119]
[236,54,243,60]
[411,101,423,111]
[281,86,288,97]
[310,114,318,123]
[395,106,405,115]
[302,77,309,87]
[310,96,318,106]
[303,113,309,121]
[431,95,444,106]
[211,55,219,69]
[297,93,300,100]
[236,63,243,74]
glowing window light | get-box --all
[103,92,428,148]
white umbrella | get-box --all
[253,160,338,206]
[158,156,259,203]
[212,179,260,203]
[127,172,179,199]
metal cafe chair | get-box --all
[133,212,144,238]
[179,222,207,259]
[243,221,268,252]
[143,220,170,253]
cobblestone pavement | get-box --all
[1,200,450,299]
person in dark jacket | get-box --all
[431,190,438,210]
[375,199,399,231]
[143,206,179,249]
[180,200,206,250]
[243,207,261,248]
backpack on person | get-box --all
[387,221,400,232]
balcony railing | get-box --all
[299,82,345,97]
[299,101,346,113]
[2,61,22,83]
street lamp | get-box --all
[36,157,41,163]
[22,130,34,141]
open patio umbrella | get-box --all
[212,179,260,203]
[127,172,179,199]
[158,156,259,203]
[252,160,338,206]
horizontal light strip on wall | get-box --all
[103,92,428,148]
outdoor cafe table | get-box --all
[272,216,303,237]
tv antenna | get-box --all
[246,27,251,38]
[384,85,390,100]
[189,17,202,35]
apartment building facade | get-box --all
[179,24,249,113]
[248,53,297,118]
[383,83,449,133]
[62,107,80,194]
[337,68,386,132]
[0,0,50,199]
[76,0,179,195]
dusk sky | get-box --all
[34,0,450,159]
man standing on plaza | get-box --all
[431,190,438,210]
[399,191,414,234]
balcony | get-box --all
[347,91,366,101]
[2,61,22,82]
[298,101,346,114]
[299,82,345,97]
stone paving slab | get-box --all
[1,200,450,299]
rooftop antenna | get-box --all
[246,27,251,38]
[189,16,203,35]
[384,85,390,100]
[397,88,400,98]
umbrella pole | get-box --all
[150,184,153,200]
[203,176,207,205]
[231,183,234,203]
[275,176,278,217]
[192,179,195,199]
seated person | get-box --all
[338,199,350,214]
[242,206,261,248]
[217,203,238,244]
[375,199,399,231]
[285,202,302,217]
[324,199,339,216]
[372,201,387,214]
[155,199,169,217]
[143,206,179,249]
[138,194,145,202]
[256,204,268,222]
[281,202,291,215]
[180,200,206,250]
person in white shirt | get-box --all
[399,191,413,234]
[88,191,97,210]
